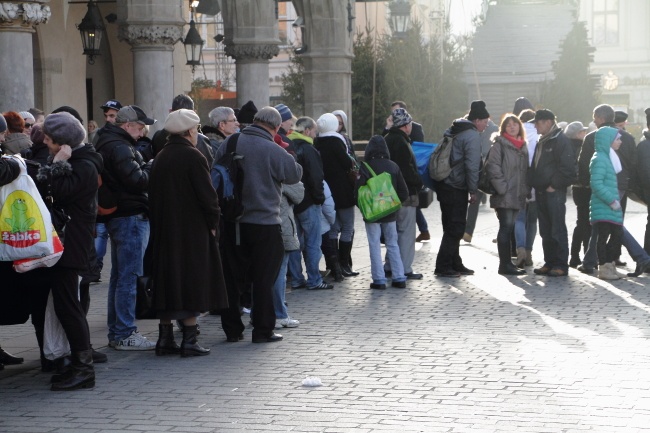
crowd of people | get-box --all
[1,94,650,392]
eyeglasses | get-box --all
[24,123,33,128]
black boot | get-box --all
[156,323,180,356]
[325,255,344,282]
[498,240,525,275]
[180,325,210,357]
[51,350,95,391]
[338,240,359,277]
[50,356,72,384]
[0,347,24,365]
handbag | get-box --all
[0,155,58,261]
[357,162,402,222]
[135,275,157,320]
[418,187,434,209]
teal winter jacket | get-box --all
[589,127,623,225]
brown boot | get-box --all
[525,250,533,267]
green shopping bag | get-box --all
[357,162,402,222]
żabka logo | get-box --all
[2,230,42,247]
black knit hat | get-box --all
[645,107,650,126]
[467,100,490,121]
[52,106,83,124]
[614,110,628,124]
[237,100,258,124]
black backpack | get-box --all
[211,133,244,222]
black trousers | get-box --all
[221,222,284,340]
[596,222,623,265]
[434,182,468,271]
[571,186,591,259]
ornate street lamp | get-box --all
[389,0,412,40]
[183,18,203,73]
[77,0,105,65]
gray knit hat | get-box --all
[43,112,86,146]
[391,108,412,128]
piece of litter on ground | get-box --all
[302,377,323,387]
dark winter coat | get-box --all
[589,127,623,224]
[287,131,325,214]
[314,134,356,210]
[36,145,103,270]
[356,135,409,223]
[0,156,20,185]
[636,130,650,203]
[384,127,422,199]
[382,121,425,143]
[528,126,576,191]
[577,122,636,192]
[487,136,529,210]
[95,122,151,219]
[149,134,228,313]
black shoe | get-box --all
[370,283,386,290]
[405,272,423,280]
[498,263,526,275]
[340,265,359,277]
[569,258,582,268]
[308,282,334,290]
[577,265,594,274]
[435,269,460,277]
[91,348,107,364]
[391,281,406,288]
[226,333,244,343]
[50,350,95,391]
[180,325,210,357]
[252,333,283,343]
[628,261,650,277]
[453,265,474,275]
[615,259,627,267]
[0,348,24,365]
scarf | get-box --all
[287,130,313,145]
[502,133,525,149]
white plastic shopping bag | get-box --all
[0,155,56,261]
[43,291,71,361]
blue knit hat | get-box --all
[0,113,6,133]
[274,104,293,122]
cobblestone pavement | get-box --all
[2,199,650,433]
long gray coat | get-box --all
[149,135,228,313]
[487,135,529,210]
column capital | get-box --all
[118,22,183,48]
[224,43,279,61]
[0,1,51,32]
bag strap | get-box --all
[225,132,241,154]
[362,161,378,178]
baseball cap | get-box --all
[100,99,123,111]
[115,105,156,125]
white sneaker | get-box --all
[114,331,155,351]
[275,317,300,329]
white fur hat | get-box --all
[317,113,339,134]
[164,109,200,134]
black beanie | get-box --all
[645,107,650,127]
[52,106,84,124]
[237,100,258,124]
[467,100,490,121]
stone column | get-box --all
[118,1,184,132]
[0,1,51,112]
[221,0,280,110]
[291,0,354,128]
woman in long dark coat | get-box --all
[149,109,228,357]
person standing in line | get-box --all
[485,114,529,275]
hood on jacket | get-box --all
[513,97,534,116]
[332,110,348,133]
[364,135,390,161]
[595,126,618,154]
[445,119,477,137]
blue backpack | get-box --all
[211,133,244,222]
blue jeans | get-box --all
[366,221,405,284]
[106,214,149,342]
[536,189,569,270]
[515,201,538,250]
[95,222,109,270]
[272,252,290,320]
[329,206,355,242]
[416,208,428,233]
[623,227,650,265]
[288,205,323,288]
